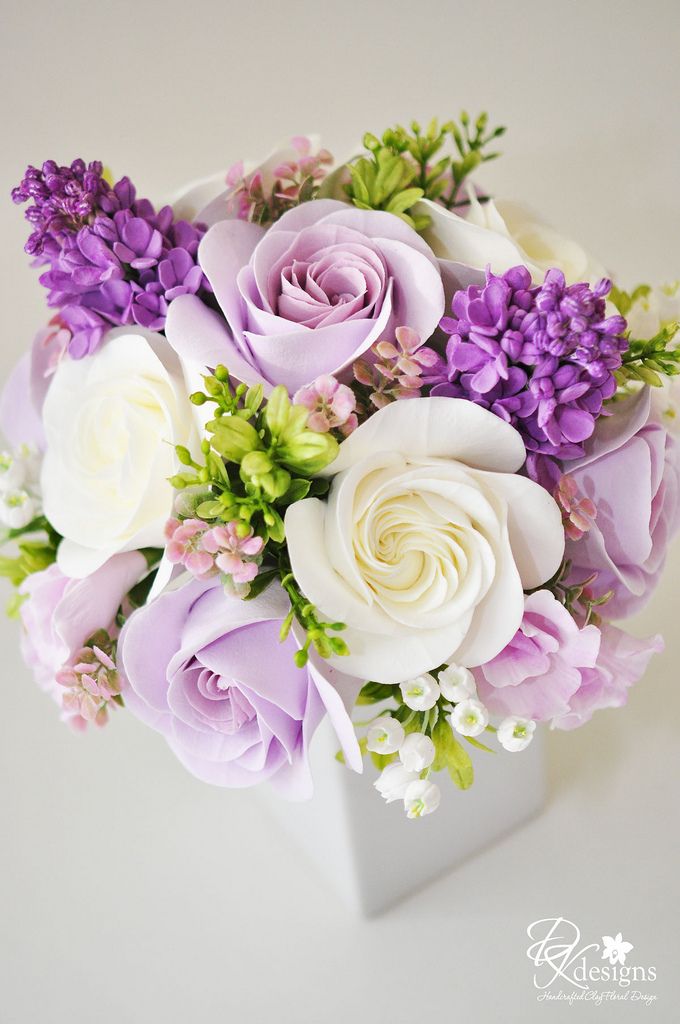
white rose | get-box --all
[415,191,606,289]
[41,328,196,578]
[285,398,564,684]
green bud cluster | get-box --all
[344,111,506,228]
[278,560,349,667]
[172,367,337,546]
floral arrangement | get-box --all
[3,117,679,820]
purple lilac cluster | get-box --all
[431,266,627,468]
[12,160,207,357]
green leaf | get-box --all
[384,187,425,215]
[370,750,398,771]
[432,717,474,789]
[280,478,312,505]
[463,735,496,754]
[356,681,399,705]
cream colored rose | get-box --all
[285,399,564,683]
[41,328,196,578]
[415,191,606,287]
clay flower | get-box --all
[40,328,196,577]
[294,374,358,435]
[284,398,564,683]
[565,387,680,616]
[118,578,362,796]
[164,199,444,395]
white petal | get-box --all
[414,198,526,273]
[477,470,565,589]
[320,397,526,478]
[449,526,524,668]
[284,497,391,633]
[325,615,473,685]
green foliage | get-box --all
[609,283,652,318]
[431,716,474,789]
[0,515,60,615]
[345,111,506,228]
[172,368,337,547]
[615,322,680,391]
[277,555,348,666]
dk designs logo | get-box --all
[526,918,657,1007]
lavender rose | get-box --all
[118,578,362,797]
[565,387,680,616]
[164,199,444,395]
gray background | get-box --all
[0,1,679,1021]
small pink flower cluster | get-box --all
[56,633,120,728]
[225,137,333,224]
[165,518,264,584]
[353,326,443,410]
[554,475,596,541]
[294,374,358,436]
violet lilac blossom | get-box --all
[431,265,627,466]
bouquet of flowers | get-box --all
[3,115,679,819]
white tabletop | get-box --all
[1,1,679,1020]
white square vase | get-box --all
[261,718,546,916]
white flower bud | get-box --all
[438,663,477,703]
[450,698,489,737]
[497,716,536,752]
[0,450,26,493]
[399,673,440,711]
[374,763,419,803]
[403,779,441,819]
[0,489,37,530]
[366,716,405,754]
[399,732,435,772]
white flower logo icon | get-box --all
[601,932,634,965]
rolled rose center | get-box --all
[273,236,387,329]
[347,463,499,628]
[177,658,256,735]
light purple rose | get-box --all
[475,590,601,723]
[18,552,145,724]
[553,624,662,731]
[117,578,362,798]
[164,199,445,395]
[565,387,680,617]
